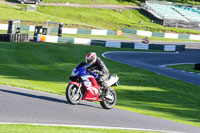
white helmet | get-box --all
[86,52,97,66]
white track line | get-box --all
[0,122,184,133]
[0,51,187,133]
[102,51,179,58]
[159,63,196,67]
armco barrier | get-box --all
[37,34,185,52]
[108,30,117,36]
[0,24,119,36]
[149,44,164,50]
[91,40,106,47]
[176,45,185,51]
[178,34,190,40]
[121,42,135,48]
[122,28,200,40]
[58,37,74,43]
[77,29,91,35]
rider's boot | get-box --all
[104,87,112,100]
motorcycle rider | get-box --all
[85,52,112,100]
[142,36,150,44]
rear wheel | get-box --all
[66,84,82,105]
[100,88,117,109]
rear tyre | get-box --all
[100,88,117,109]
[66,84,82,105]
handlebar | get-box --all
[87,71,99,79]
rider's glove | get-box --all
[87,71,99,79]
[93,73,99,79]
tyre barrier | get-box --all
[37,34,185,52]
[194,64,200,70]
[0,34,29,42]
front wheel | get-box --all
[100,88,117,109]
[66,84,82,105]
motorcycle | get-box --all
[66,62,119,109]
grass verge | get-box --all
[4,0,200,5]
[1,3,200,35]
[51,33,132,40]
[42,0,142,5]
[37,5,200,34]
[0,124,158,133]
[0,42,200,127]
[0,4,89,27]
[168,64,200,74]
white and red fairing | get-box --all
[69,76,102,101]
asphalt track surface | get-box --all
[0,45,199,133]
[1,85,200,133]
[103,49,200,86]
[0,50,200,133]
[0,1,199,132]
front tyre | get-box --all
[66,84,82,105]
[100,89,117,109]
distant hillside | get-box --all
[1,0,200,35]
[42,0,143,4]
[42,0,200,5]
[3,0,200,5]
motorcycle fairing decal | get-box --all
[81,75,99,95]
[86,86,98,94]
[89,77,99,87]
[81,75,93,88]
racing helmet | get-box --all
[86,52,97,66]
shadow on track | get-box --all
[0,88,102,109]
[0,88,68,104]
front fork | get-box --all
[69,81,82,95]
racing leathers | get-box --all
[86,57,110,90]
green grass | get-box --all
[42,0,200,5]
[37,6,150,30]
[5,0,198,5]
[0,42,200,127]
[51,33,132,40]
[0,124,158,133]
[1,3,200,36]
[0,4,87,27]
[168,64,200,74]
[42,0,142,5]
[0,30,7,34]
[37,5,200,35]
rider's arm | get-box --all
[93,57,109,75]
[87,71,99,79]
